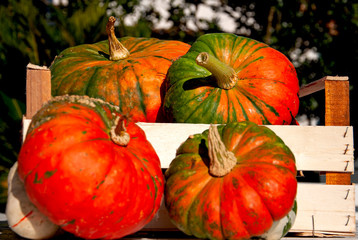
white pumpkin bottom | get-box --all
[256,200,297,240]
[6,162,60,239]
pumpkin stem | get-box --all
[110,116,130,146]
[208,124,237,177]
[106,16,130,61]
[196,52,238,90]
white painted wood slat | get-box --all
[137,123,354,172]
[144,183,356,237]
[290,183,356,236]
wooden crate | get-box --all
[22,64,355,238]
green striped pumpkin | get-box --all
[163,33,299,125]
[165,122,297,240]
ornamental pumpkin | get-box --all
[165,122,297,240]
[50,16,190,123]
[163,33,299,125]
[17,95,164,239]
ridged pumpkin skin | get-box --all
[50,34,190,123]
[17,95,164,239]
[164,33,299,125]
[165,122,297,240]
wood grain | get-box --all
[324,78,351,185]
[25,63,51,119]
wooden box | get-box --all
[23,64,355,238]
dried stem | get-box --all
[106,16,130,61]
[110,116,130,146]
[208,125,237,177]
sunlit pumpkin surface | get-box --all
[51,34,190,123]
[17,95,164,239]
[164,33,300,125]
[165,122,297,240]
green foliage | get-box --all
[0,166,8,207]
[0,90,24,168]
[49,0,109,46]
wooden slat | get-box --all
[299,76,349,97]
[25,63,51,119]
[268,125,354,173]
[143,183,356,237]
[22,118,31,142]
[290,183,356,236]
[136,123,354,172]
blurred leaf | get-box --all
[0,166,9,211]
[0,91,24,121]
[0,90,24,168]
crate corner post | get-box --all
[324,76,351,185]
[25,63,52,119]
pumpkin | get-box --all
[50,16,190,123]
[6,162,60,239]
[165,122,297,240]
[17,95,164,239]
[163,33,299,125]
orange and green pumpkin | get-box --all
[17,95,164,239]
[163,33,299,125]
[50,16,190,123]
[165,122,297,240]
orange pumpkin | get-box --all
[17,95,164,239]
[50,16,190,122]
[163,33,299,125]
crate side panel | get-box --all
[291,183,355,234]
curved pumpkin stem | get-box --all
[106,16,130,61]
[196,52,238,90]
[110,116,130,146]
[208,124,237,177]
